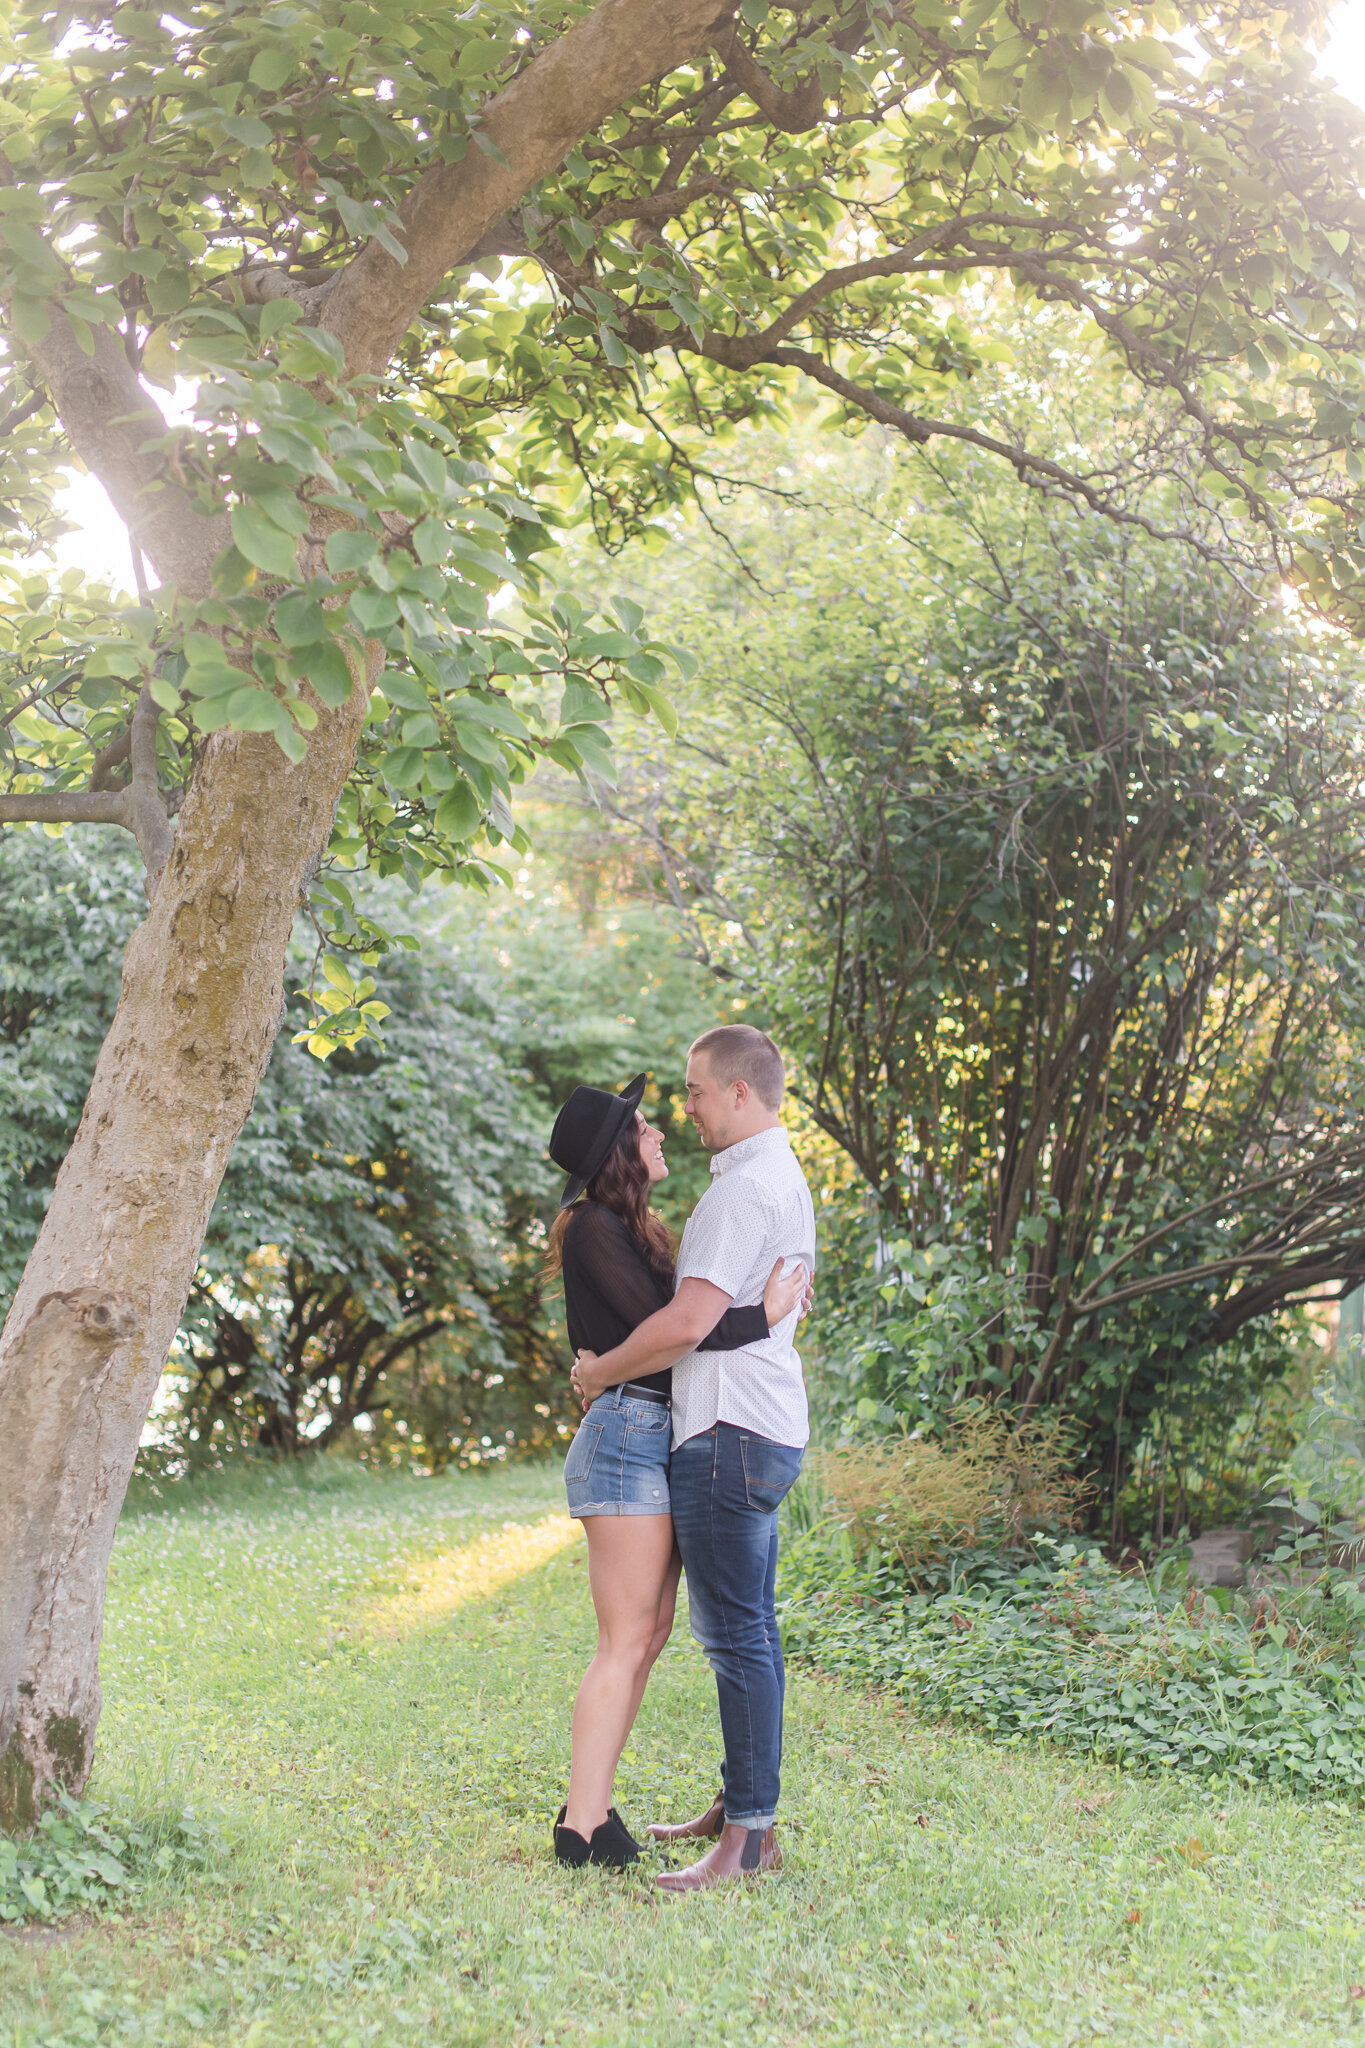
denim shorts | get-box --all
[563,1387,672,1518]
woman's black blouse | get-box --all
[560,1200,769,1398]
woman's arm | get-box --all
[575,1258,809,1400]
[702,1300,769,1349]
[576,1277,735,1395]
[566,1205,671,1330]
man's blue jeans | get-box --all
[669,1422,805,1829]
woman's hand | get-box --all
[763,1258,813,1328]
[570,1348,607,1409]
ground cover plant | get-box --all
[0,1796,217,1928]
[780,1506,1365,1794]
[4,1460,1365,2047]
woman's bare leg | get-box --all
[565,1515,676,1839]
[623,1537,682,1730]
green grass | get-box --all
[4,1459,1365,2047]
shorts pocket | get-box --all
[739,1434,803,1514]
[564,1420,604,1488]
[624,1401,670,1436]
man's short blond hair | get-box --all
[688,1024,785,1110]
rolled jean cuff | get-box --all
[725,1810,775,1830]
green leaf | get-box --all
[348,588,400,635]
[273,719,307,763]
[248,46,296,90]
[300,641,356,707]
[321,955,356,994]
[326,529,380,574]
[273,593,329,647]
[413,516,448,565]
[380,745,425,787]
[562,722,616,783]
[222,113,273,148]
[148,674,182,712]
[435,783,480,841]
[574,630,637,660]
[140,325,177,388]
[231,504,300,581]
[259,297,302,339]
[276,326,346,382]
[184,657,248,699]
[456,695,531,741]
[467,124,511,169]
[404,438,448,496]
[377,671,430,713]
[224,685,284,731]
[457,35,500,75]
[629,677,677,737]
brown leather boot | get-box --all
[655,1822,781,1894]
[645,1792,725,1845]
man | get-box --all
[570,1023,816,1893]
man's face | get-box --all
[683,1052,736,1151]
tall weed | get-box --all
[817,1401,1089,1587]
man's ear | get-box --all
[732,1078,750,1107]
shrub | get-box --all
[817,1402,1090,1587]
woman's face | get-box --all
[635,1109,668,1184]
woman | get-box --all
[546,1073,804,1869]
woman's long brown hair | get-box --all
[545,1120,675,1284]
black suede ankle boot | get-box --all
[553,1804,592,1867]
[590,1808,640,1867]
[552,1804,640,1869]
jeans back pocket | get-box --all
[740,1434,804,1514]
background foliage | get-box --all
[0,823,738,1470]
[557,402,1365,1540]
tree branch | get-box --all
[709,21,826,130]
[0,387,45,437]
[728,341,1254,570]
[0,791,132,828]
[320,0,737,378]
[89,728,131,792]
[709,9,871,132]
[2,687,176,891]
[125,683,174,893]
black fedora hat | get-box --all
[549,1073,647,1208]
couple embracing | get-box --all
[545,1024,815,1893]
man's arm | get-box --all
[574,1278,733,1398]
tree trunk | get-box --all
[0,688,366,1828]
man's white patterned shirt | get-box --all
[670,1126,816,1450]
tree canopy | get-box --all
[6,0,1365,983]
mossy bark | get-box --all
[0,695,365,1829]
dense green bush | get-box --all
[0,829,142,1300]
[779,1529,1365,1792]
[812,1218,1313,1542]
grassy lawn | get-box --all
[4,1461,1365,2047]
